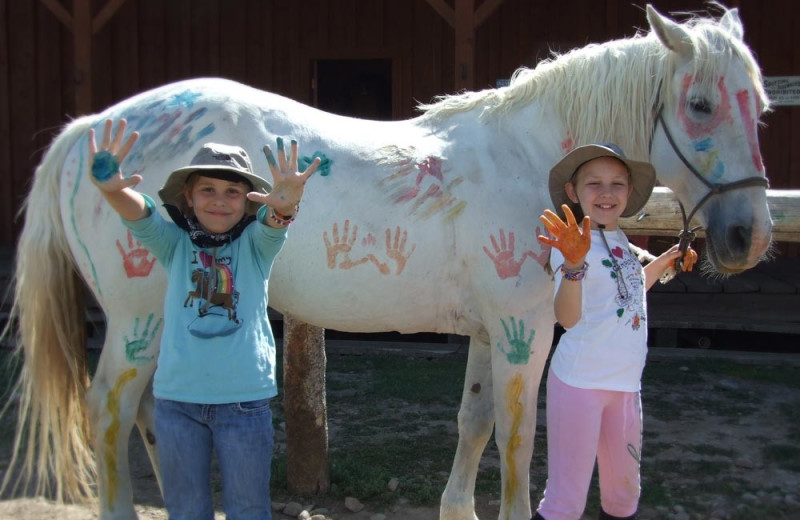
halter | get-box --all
[648,81,769,270]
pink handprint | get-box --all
[483,229,525,280]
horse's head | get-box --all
[646,5,772,274]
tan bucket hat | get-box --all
[158,143,272,216]
[548,143,656,218]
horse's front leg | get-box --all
[441,334,494,520]
[489,311,554,520]
[87,316,160,520]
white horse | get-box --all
[3,5,772,520]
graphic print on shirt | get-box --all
[601,246,645,331]
[184,250,242,338]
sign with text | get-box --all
[764,76,800,106]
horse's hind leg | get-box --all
[441,334,494,520]
[135,376,162,495]
[87,319,159,520]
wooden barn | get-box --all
[1,0,798,338]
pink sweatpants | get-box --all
[536,371,642,520]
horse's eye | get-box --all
[689,97,712,115]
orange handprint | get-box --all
[537,204,591,266]
[323,220,369,270]
[384,226,416,275]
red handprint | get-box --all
[117,230,156,278]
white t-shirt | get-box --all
[550,228,647,392]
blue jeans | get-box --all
[154,398,274,520]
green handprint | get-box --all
[124,314,162,364]
[497,316,535,365]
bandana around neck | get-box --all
[164,204,256,248]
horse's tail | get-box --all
[1,115,97,503]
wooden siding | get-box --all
[1,0,798,254]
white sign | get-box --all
[764,76,800,106]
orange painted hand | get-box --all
[537,204,591,266]
[658,244,698,273]
[675,247,698,272]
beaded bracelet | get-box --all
[559,262,589,281]
[269,206,298,226]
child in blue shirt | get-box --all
[89,118,319,520]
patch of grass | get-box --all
[685,443,737,458]
[762,444,800,472]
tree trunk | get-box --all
[282,314,330,494]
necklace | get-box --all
[597,225,629,302]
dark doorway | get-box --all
[314,59,392,121]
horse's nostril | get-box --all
[728,225,751,254]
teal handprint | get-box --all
[497,316,535,365]
[124,314,162,364]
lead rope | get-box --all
[597,225,629,301]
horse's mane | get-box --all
[418,6,767,162]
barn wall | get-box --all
[1,0,797,253]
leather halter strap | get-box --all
[648,84,769,269]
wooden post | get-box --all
[454,0,475,92]
[425,0,506,92]
[620,187,800,242]
[39,0,130,115]
[282,315,330,494]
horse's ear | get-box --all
[646,4,693,59]
[720,7,744,41]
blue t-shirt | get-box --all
[123,196,287,404]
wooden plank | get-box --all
[190,0,219,76]
[453,0,475,92]
[424,0,455,28]
[139,0,166,89]
[165,0,192,81]
[8,0,37,237]
[36,1,63,155]
[73,0,92,114]
[39,0,73,30]
[0,0,12,244]
[620,187,800,243]
[473,0,504,28]
[111,0,139,101]
[219,0,247,83]
[357,0,384,48]
[647,292,800,333]
[245,0,270,90]
[92,0,130,34]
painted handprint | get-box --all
[323,220,369,270]
[496,316,535,365]
[324,221,416,276]
[383,226,416,275]
[117,230,156,278]
[124,314,162,364]
[484,227,551,280]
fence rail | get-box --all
[620,188,800,242]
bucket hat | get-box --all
[548,143,656,218]
[158,143,272,216]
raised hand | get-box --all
[537,204,591,267]
[88,119,141,192]
[668,245,698,272]
[247,137,320,215]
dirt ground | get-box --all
[1,348,799,520]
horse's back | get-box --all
[54,78,473,333]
